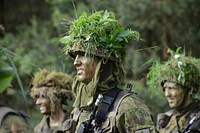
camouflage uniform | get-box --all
[34,113,69,133]
[157,100,200,133]
[64,92,156,133]
[0,53,32,133]
[61,10,156,133]
[0,105,32,133]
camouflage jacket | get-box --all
[0,105,32,133]
[34,113,69,133]
[157,100,200,133]
[63,90,156,133]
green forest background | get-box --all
[1,0,200,127]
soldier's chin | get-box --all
[77,76,89,83]
[168,103,176,108]
[41,111,51,115]
[40,109,50,115]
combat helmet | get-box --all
[30,69,73,111]
[147,48,200,94]
[61,10,140,64]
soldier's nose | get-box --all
[36,98,43,105]
[165,88,170,97]
[74,55,81,67]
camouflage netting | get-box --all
[30,69,73,106]
[59,10,142,108]
[60,10,141,84]
[60,10,140,63]
[147,48,200,94]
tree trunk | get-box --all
[161,15,168,60]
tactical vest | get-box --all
[0,105,28,126]
[157,101,200,133]
[64,89,133,133]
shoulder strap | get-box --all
[73,107,82,122]
[94,88,122,129]
[111,90,132,116]
[0,105,29,126]
[182,103,200,132]
[110,90,133,133]
[0,106,20,125]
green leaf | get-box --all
[0,61,14,92]
[109,34,114,41]
[99,36,109,43]
[103,10,110,19]
[118,30,130,38]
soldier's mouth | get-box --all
[40,106,45,111]
[77,69,83,75]
[168,99,174,104]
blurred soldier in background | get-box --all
[147,48,200,133]
[30,69,74,133]
[0,105,31,133]
[0,61,32,133]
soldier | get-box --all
[61,10,156,133]
[30,69,73,133]
[0,61,32,133]
[147,48,200,133]
[0,105,31,133]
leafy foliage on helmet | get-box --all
[147,48,200,94]
[60,10,140,63]
[30,69,73,104]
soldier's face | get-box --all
[162,82,185,108]
[32,87,51,114]
[73,54,98,83]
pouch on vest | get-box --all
[63,108,81,133]
[63,119,77,133]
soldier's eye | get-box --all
[41,94,46,98]
[34,94,39,99]
[169,87,176,90]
